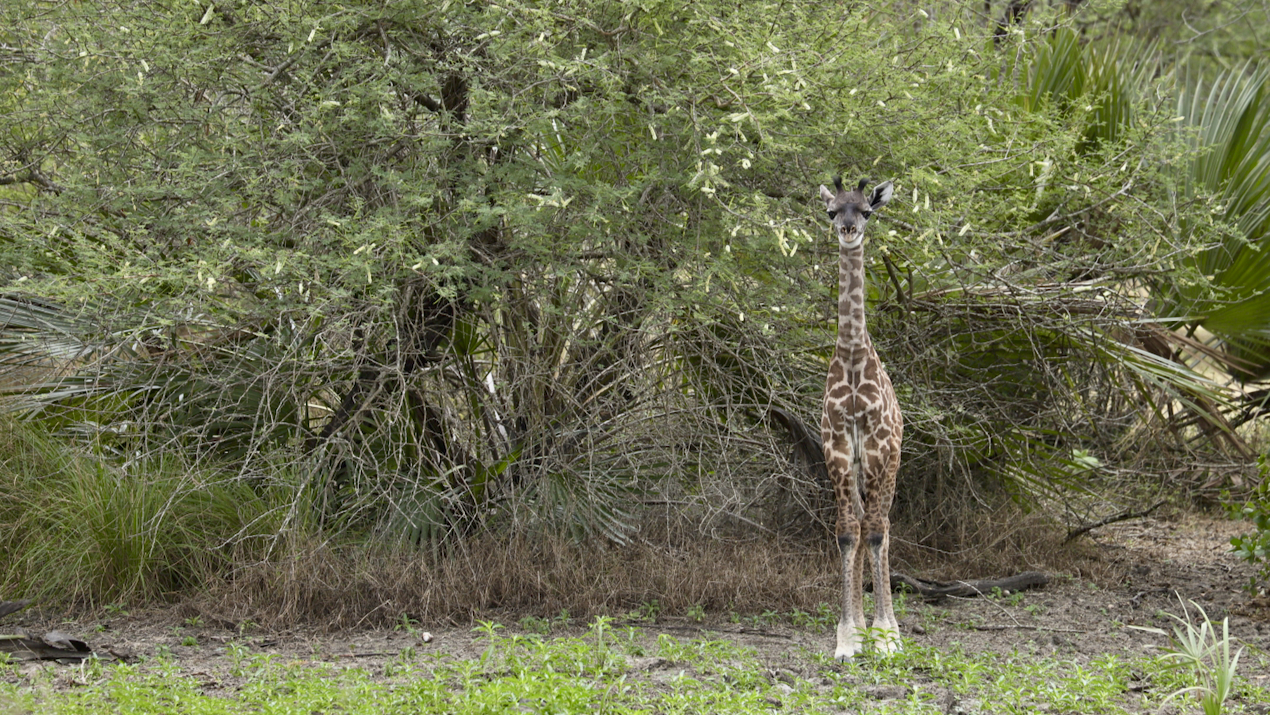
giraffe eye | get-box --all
[827,210,837,219]
[862,210,873,219]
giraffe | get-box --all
[817,176,901,659]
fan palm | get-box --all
[1164,63,1270,380]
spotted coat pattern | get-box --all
[817,177,902,659]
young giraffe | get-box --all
[818,176,902,659]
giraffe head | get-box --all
[818,177,894,250]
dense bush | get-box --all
[1,0,1268,606]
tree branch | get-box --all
[1063,500,1165,543]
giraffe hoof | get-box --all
[834,624,863,659]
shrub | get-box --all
[1230,457,1270,595]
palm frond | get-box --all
[1165,63,1270,378]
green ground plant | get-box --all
[1132,598,1245,715]
[0,416,323,605]
[1231,456,1270,594]
[13,619,1265,714]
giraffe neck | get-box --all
[837,243,870,364]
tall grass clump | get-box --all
[0,416,301,606]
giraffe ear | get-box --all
[819,184,835,207]
[869,180,894,210]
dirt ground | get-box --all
[6,514,1270,702]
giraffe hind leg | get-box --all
[865,519,901,654]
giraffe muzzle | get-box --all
[839,230,864,250]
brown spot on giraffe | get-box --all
[817,176,903,659]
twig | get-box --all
[960,585,1025,628]
[1064,500,1165,543]
[881,254,910,311]
[727,628,797,640]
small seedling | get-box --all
[181,636,198,647]
[1230,470,1270,595]
[747,609,780,627]
[383,646,417,677]
[519,615,551,634]
[590,615,614,648]
[395,614,421,636]
[227,641,249,677]
[815,602,837,629]
[77,655,104,681]
[892,591,911,620]
[686,604,705,623]
[629,600,661,622]
[473,620,504,640]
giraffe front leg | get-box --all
[834,525,866,659]
[865,519,902,654]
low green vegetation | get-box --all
[0,417,318,608]
[3,614,1266,715]
[1133,600,1246,715]
[1231,457,1270,595]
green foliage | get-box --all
[1163,63,1270,379]
[0,415,318,604]
[0,0,1265,586]
[1019,28,1159,150]
[1231,457,1270,594]
[1132,599,1244,715]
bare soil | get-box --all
[7,514,1270,701]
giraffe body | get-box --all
[818,177,902,659]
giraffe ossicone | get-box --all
[817,175,903,659]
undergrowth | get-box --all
[0,415,1097,625]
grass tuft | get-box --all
[0,417,318,607]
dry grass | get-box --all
[187,502,1109,631]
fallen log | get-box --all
[891,571,1049,601]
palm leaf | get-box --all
[1165,63,1270,378]
[0,297,100,367]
